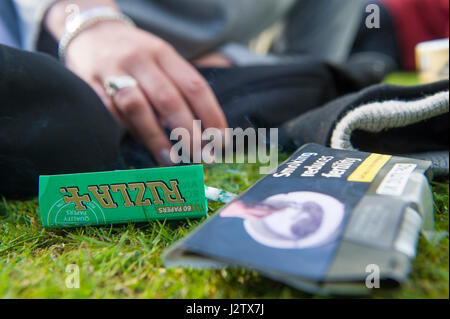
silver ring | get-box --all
[104,75,138,97]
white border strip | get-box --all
[330,90,449,150]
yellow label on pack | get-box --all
[347,154,391,182]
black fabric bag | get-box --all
[281,80,449,176]
[0,44,365,198]
[201,60,363,129]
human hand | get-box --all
[61,20,228,165]
[193,53,234,68]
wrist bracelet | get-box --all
[58,6,135,63]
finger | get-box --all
[110,84,174,165]
[131,64,194,128]
[131,65,203,161]
[156,45,228,131]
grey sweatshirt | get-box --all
[12,0,296,60]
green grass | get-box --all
[383,72,420,86]
[0,74,448,299]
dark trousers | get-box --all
[0,44,363,198]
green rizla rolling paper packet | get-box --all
[163,144,436,296]
[38,165,207,228]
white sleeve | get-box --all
[12,0,60,50]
